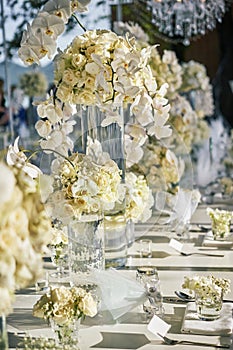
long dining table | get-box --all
[7,202,233,349]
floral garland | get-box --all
[0,138,52,315]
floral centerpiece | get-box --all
[207,207,233,240]
[114,22,213,157]
[40,139,123,276]
[219,177,233,197]
[18,0,172,165]
[179,60,214,118]
[132,142,185,195]
[43,140,122,224]
[182,275,230,320]
[33,285,97,345]
[0,137,52,316]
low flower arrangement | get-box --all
[0,138,52,315]
[207,207,233,240]
[33,285,98,345]
[33,285,98,324]
[182,275,230,302]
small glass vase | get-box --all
[0,314,8,350]
[50,317,80,347]
[68,213,105,285]
[195,293,223,321]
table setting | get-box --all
[0,0,233,349]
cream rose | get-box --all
[79,293,97,317]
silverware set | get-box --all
[157,333,230,348]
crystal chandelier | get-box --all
[110,0,233,45]
[143,0,233,45]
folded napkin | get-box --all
[202,239,233,248]
[181,302,233,335]
[202,231,233,248]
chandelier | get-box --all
[142,0,233,45]
[110,0,233,45]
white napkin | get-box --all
[181,302,233,335]
[203,231,233,248]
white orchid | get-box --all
[7,137,41,178]
[125,136,144,168]
[125,172,154,223]
[43,0,72,23]
[32,12,65,39]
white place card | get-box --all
[147,315,171,337]
[169,238,184,252]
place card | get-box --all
[169,238,183,252]
[147,315,171,337]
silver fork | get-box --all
[157,333,230,348]
[180,252,224,257]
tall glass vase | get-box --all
[0,315,8,350]
[68,213,105,285]
[79,105,127,268]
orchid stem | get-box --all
[25,149,75,169]
[72,14,87,32]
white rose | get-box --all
[63,68,79,86]
[50,286,72,304]
[79,293,97,317]
[73,90,95,105]
[85,62,100,75]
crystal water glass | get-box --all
[136,267,164,316]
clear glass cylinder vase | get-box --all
[50,317,80,347]
[79,104,127,268]
[195,293,223,321]
[0,314,8,350]
[68,213,105,285]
